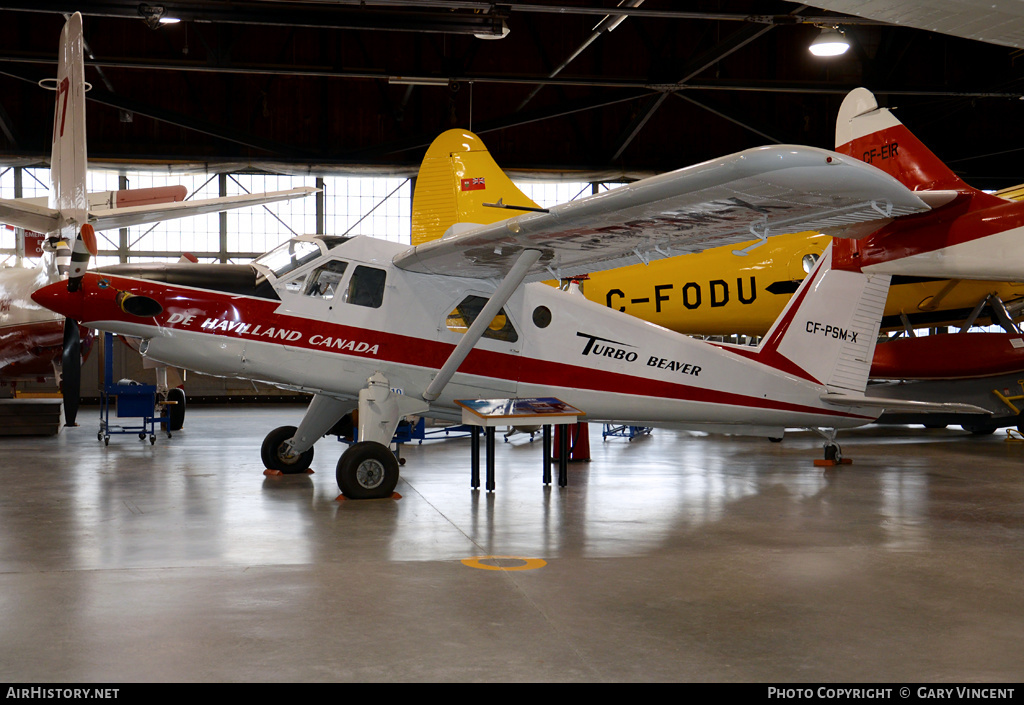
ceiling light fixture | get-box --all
[388,76,451,87]
[138,4,180,29]
[473,19,510,40]
[809,26,850,57]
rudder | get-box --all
[50,12,88,227]
[834,87,974,194]
[411,129,540,245]
[50,12,90,281]
[756,245,891,394]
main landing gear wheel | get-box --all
[166,388,186,432]
[261,425,314,474]
[336,441,399,499]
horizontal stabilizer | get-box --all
[88,187,317,231]
[820,393,990,415]
[0,198,60,234]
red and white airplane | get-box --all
[33,126,991,496]
[0,13,315,424]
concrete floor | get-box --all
[1,405,1023,682]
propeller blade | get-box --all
[80,223,97,256]
[61,318,81,426]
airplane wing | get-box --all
[393,145,931,281]
[87,187,318,231]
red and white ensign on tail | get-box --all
[460,177,486,191]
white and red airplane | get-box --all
[0,13,315,424]
[33,130,992,496]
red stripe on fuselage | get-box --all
[78,273,869,420]
[714,258,825,385]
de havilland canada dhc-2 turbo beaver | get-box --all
[33,129,991,497]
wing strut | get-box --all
[423,248,542,402]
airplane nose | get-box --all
[32,280,85,321]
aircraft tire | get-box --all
[166,388,186,431]
[824,443,842,462]
[261,425,314,474]
[336,441,399,499]
[961,423,996,436]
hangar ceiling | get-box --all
[0,1,1022,188]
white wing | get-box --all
[0,187,317,234]
[88,187,318,231]
[393,144,930,281]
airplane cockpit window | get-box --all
[254,239,322,279]
[304,260,349,300]
[446,295,518,343]
[344,266,386,308]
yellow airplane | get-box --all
[413,129,1024,337]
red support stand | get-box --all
[554,422,591,462]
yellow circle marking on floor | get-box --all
[461,555,547,571]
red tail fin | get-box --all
[834,88,975,194]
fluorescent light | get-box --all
[810,27,850,57]
[474,19,510,40]
[388,77,450,87]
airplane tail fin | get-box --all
[834,88,984,196]
[49,12,92,285]
[755,244,890,394]
[411,129,540,245]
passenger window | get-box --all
[304,260,348,300]
[446,295,518,343]
[344,266,387,308]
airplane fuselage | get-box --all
[833,192,1024,281]
[36,236,881,437]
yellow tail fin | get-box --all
[411,129,540,246]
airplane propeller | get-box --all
[60,317,81,426]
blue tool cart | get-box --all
[97,333,169,445]
[602,424,653,441]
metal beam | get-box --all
[608,92,668,162]
[0,1,510,36]
[674,93,783,145]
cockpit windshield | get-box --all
[253,239,322,278]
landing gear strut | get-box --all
[259,374,428,498]
[336,372,427,498]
